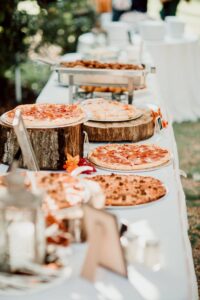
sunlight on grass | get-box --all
[174,121,200,293]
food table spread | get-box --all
[0,64,198,299]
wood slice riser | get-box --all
[83,110,154,142]
[0,123,84,170]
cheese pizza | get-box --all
[2,103,85,127]
[88,144,171,171]
[89,173,166,206]
[82,98,142,122]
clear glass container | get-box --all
[0,172,46,272]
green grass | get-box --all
[173,121,200,294]
[173,122,200,203]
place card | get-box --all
[81,204,127,282]
[13,109,39,171]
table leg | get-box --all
[68,75,74,104]
[128,78,134,104]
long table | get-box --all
[0,70,198,299]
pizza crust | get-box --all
[88,144,171,171]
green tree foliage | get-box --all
[0,0,96,105]
[37,0,96,53]
[0,1,40,106]
[0,1,40,79]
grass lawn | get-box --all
[173,121,200,294]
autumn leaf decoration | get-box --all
[63,149,96,174]
[63,153,80,173]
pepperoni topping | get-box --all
[92,144,169,167]
[7,104,83,121]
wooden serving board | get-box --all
[0,122,84,170]
[83,110,154,142]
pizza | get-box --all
[2,103,85,127]
[82,98,142,122]
[60,60,144,70]
[0,172,104,211]
[89,173,166,206]
[35,172,89,210]
[0,172,105,247]
[88,144,171,171]
[32,172,105,210]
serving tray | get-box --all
[53,64,155,87]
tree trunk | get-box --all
[0,122,84,170]
[83,110,154,142]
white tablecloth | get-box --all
[0,72,198,299]
[145,35,200,123]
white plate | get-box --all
[105,187,168,210]
[89,157,173,173]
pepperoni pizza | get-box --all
[88,144,171,171]
[2,103,85,127]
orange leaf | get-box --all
[63,153,80,173]
[67,153,80,164]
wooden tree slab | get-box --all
[0,122,84,170]
[83,110,154,142]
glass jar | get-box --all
[0,172,46,272]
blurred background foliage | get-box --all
[37,0,96,53]
[0,0,96,110]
